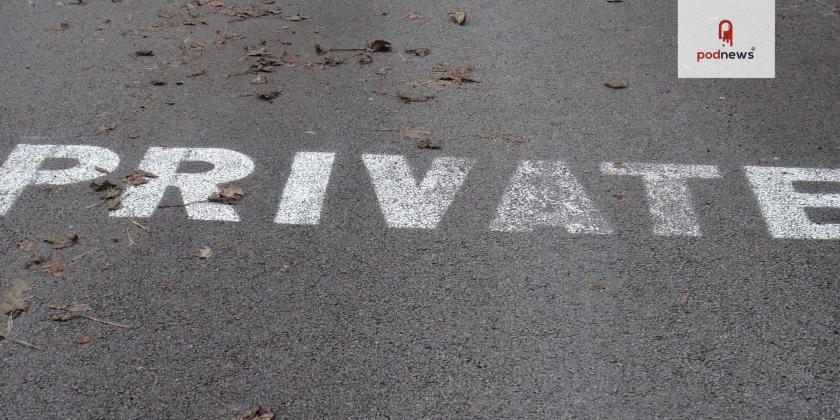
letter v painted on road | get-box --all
[363,154,473,229]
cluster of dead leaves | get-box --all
[89,169,157,211]
[235,404,274,420]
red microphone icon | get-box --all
[718,19,733,47]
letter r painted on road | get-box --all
[745,166,840,239]
[0,144,120,215]
[111,147,255,221]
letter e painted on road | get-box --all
[745,166,840,239]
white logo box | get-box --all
[678,0,775,78]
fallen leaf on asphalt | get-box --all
[612,191,625,201]
[613,159,625,168]
[95,122,117,135]
[124,169,158,186]
[90,180,124,210]
[127,132,141,139]
[479,130,525,144]
[158,10,177,18]
[432,64,478,83]
[322,56,344,66]
[604,77,629,89]
[49,20,70,31]
[367,40,392,52]
[402,11,423,20]
[416,138,441,149]
[0,279,31,318]
[50,302,130,328]
[197,246,214,259]
[245,46,267,56]
[135,49,154,56]
[257,90,281,102]
[24,255,65,277]
[585,279,605,290]
[250,74,267,84]
[150,79,167,86]
[188,69,207,77]
[74,335,92,345]
[44,232,78,249]
[358,55,372,65]
[448,10,467,25]
[405,47,431,57]
[397,91,433,103]
[285,13,308,21]
[397,125,431,139]
[237,404,275,420]
[208,184,244,204]
[314,44,326,55]
[375,66,391,76]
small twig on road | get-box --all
[158,199,208,208]
[130,220,150,231]
[82,314,131,329]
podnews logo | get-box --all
[695,19,756,62]
[678,0,774,79]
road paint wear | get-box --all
[1,144,839,240]
[0,144,120,215]
[275,152,336,225]
[490,160,612,234]
[601,162,722,236]
[745,166,840,239]
[362,154,473,229]
[111,147,255,221]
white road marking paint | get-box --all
[600,162,722,236]
[0,144,119,215]
[111,148,255,221]
[362,154,473,229]
[745,166,840,239]
[490,161,612,234]
[275,152,336,225]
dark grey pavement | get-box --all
[0,0,838,418]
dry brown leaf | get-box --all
[150,79,167,86]
[415,138,441,149]
[448,10,467,25]
[604,77,629,89]
[612,191,625,201]
[358,55,372,65]
[257,90,281,102]
[405,47,431,57]
[322,56,344,66]
[0,279,31,318]
[124,169,158,186]
[433,64,478,83]
[74,335,92,345]
[158,10,177,18]
[197,246,213,260]
[613,159,625,168]
[585,280,605,290]
[285,13,308,21]
[49,20,70,31]
[479,130,524,144]
[375,66,391,76]
[24,255,65,278]
[95,122,117,135]
[188,69,207,77]
[402,11,422,20]
[397,125,431,139]
[250,74,267,84]
[208,184,244,204]
[237,405,275,420]
[367,40,392,52]
[135,49,154,56]
[245,46,266,56]
[397,91,433,103]
[44,232,78,249]
[127,132,141,140]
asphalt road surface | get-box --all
[1,0,839,418]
